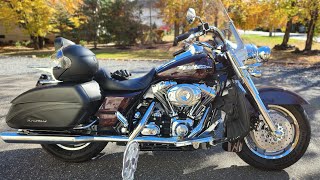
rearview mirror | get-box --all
[186,8,196,24]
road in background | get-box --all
[0,57,319,179]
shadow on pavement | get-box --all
[0,148,291,180]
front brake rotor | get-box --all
[252,111,294,152]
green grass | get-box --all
[240,34,320,50]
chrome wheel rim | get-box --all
[244,105,300,159]
[57,143,91,151]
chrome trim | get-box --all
[73,119,98,130]
[116,111,129,128]
[188,107,210,138]
[57,143,91,151]
[226,51,279,136]
[128,102,155,141]
[244,105,300,159]
[167,84,202,107]
[200,115,224,136]
[0,132,215,147]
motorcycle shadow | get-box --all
[0,146,291,180]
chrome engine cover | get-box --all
[167,84,202,107]
[171,118,193,137]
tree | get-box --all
[79,0,101,49]
[302,0,319,51]
[226,0,264,32]
[0,0,84,49]
[99,0,144,47]
[157,0,197,39]
[261,0,287,37]
[0,0,55,49]
[50,0,85,40]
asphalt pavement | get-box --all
[0,57,319,180]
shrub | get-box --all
[79,40,87,46]
[22,40,31,47]
[14,41,22,48]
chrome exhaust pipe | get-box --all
[0,132,214,147]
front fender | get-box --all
[258,87,309,105]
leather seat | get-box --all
[94,68,156,91]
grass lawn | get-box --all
[240,34,320,50]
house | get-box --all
[138,0,164,28]
[0,24,55,45]
[0,25,30,44]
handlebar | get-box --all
[174,32,192,46]
[173,27,201,46]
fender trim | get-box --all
[258,87,309,105]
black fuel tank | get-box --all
[156,53,215,82]
[6,81,102,130]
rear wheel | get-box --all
[237,105,310,170]
[41,142,108,163]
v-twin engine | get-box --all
[138,81,216,138]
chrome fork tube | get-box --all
[128,102,155,141]
[226,52,281,136]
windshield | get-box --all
[191,0,247,61]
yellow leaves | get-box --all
[0,0,85,37]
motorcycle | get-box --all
[0,0,310,177]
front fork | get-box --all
[226,52,282,137]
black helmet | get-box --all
[52,44,99,82]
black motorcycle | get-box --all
[1,0,310,177]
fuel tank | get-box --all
[156,52,215,82]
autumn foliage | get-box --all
[0,0,319,51]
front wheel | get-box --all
[41,142,108,163]
[237,105,311,170]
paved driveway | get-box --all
[0,57,319,179]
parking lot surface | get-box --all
[0,57,319,179]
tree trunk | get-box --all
[305,8,319,51]
[174,21,179,39]
[281,18,293,47]
[38,36,44,49]
[31,36,39,50]
[269,28,273,37]
[93,32,98,49]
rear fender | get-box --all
[258,87,309,105]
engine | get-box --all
[136,81,216,138]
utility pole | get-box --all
[149,0,153,45]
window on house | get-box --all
[0,35,5,38]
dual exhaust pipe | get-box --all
[0,132,214,147]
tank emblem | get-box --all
[177,65,211,70]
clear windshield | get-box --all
[191,0,247,60]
